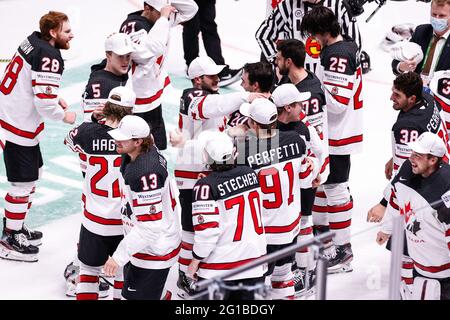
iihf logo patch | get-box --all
[294,9,303,18]
[305,36,321,59]
[45,86,52,95]
[197,215,205,224]
[149,205,156,214]
[331,87,339,95]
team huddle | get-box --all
[0,0,449,300]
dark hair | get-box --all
[300,6,341,38]
[276,39,306,68]
[393,72,423,100]
[103,95,133,122]
[243,62,274,93]
[40,11,69,41]
[137,136,154,153]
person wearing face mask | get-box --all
[392,0,450,87]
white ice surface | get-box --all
[0,0,432,300]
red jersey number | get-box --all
[224,190,263,242]
[0,55,24,95]
[89,156,122,198]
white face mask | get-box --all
[430,16,449,33]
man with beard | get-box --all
[0,11,76,262]
[367,72,449,289]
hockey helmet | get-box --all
[360,51,371,74]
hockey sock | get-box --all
[401,255,414,288]
[76,263,101,300]
[324,183,352,246]
[312,188,329,236]
[113,267,124,300]
[271,262,295,299]
[178,230,194,273]
[26,186,36,217]
[296,216,315,270]
[4,182,35,231]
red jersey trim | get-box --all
[329,134,363,147]
[0,120,44,139]
[135,76,170,105]
[133,244,181,261]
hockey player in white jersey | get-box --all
[64,87,136,300]
[187,131,267,300]
[271,83,323,295]
[173,56,265,297]
[430,70,450,135]
[104,115,181,300]
[236,98,319,299]
[300,6,364,273]
[120,0,198,150]
[0,11,76,262]
[274,40,332,266]
[377,132,450,300]
[367,72,449,288]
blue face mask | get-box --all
[430,16,449,33]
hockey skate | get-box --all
[3,217,43,246]
[326,243,353,274]
[0,228,39,262]
[64,262,110,298]
[176,270,197,299]
[293,267,316,298]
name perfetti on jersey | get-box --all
[217,172,259,197]
[247,142,302,167]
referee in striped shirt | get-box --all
[256,0,362,73]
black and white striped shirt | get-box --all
[255,0,362,69]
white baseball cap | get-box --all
[408,132,447,158]
[107,86,136,108]
[105,33,135,55]
[108,115,150,141]
[271,83,311,108]
[198,130,234,162]
[188,56,226,79]
[240,98,278,125]
[144,0,169,11]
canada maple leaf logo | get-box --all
[400,202,414,223]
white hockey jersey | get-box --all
[383,161,450,279]
[0,32,65,146]
[430,70,450,136]
[65,122,123,236]
[237,130,319,245]
[320,38,363,155]
[113,147,181,270]
[175,88,249,189]
[120,2,197,113]
[192,166,267,280]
